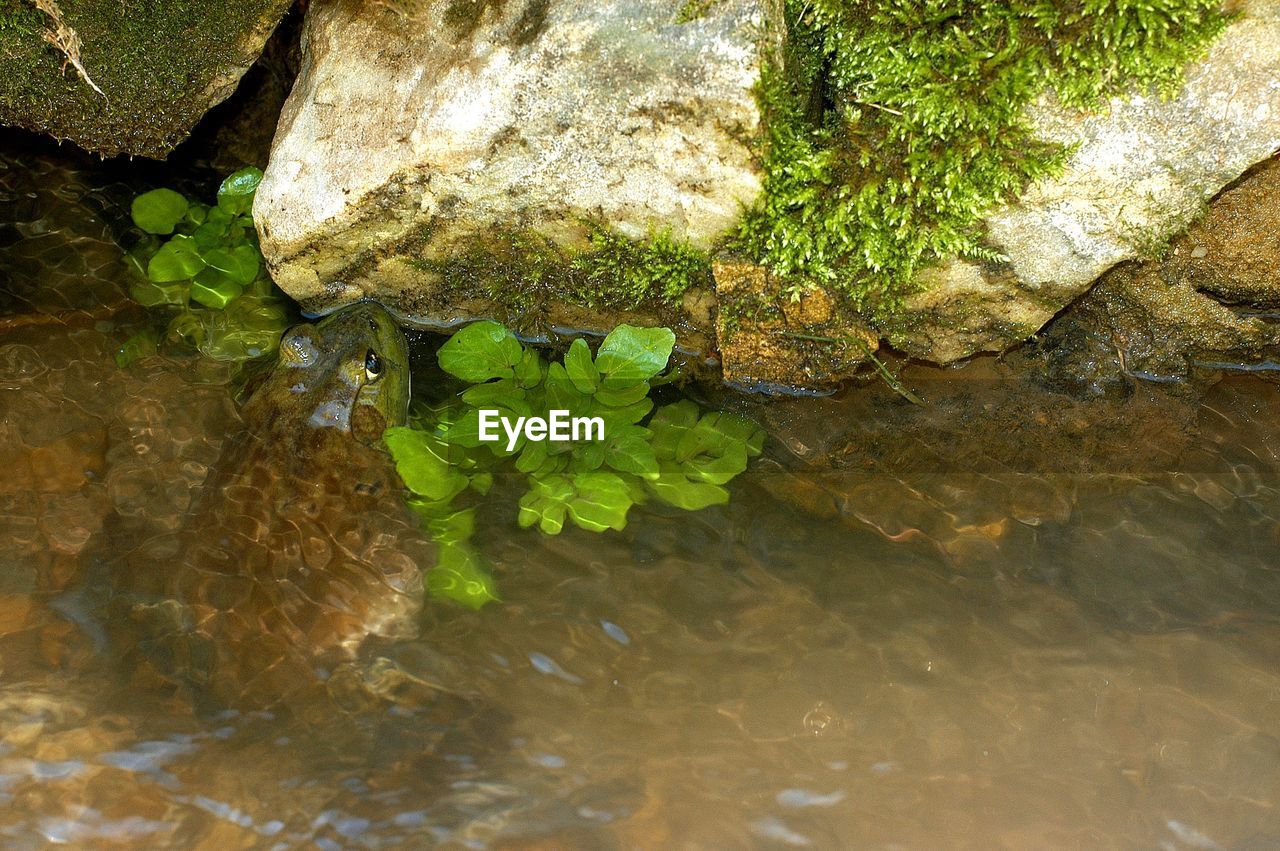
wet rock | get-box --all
[713,258,877,390]
[890,0,1280,363]
[0,1,291,158]
[255,0,778,321]
[1033,155,1280,385]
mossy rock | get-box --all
[0,0,291,157]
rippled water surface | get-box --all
[2,137,1279,849]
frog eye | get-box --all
[364,349,384,381]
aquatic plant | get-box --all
[120,167,291,365]
[385,321,765,609]
[736,0,1229,314]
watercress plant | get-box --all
[385,321,765,609]
[119,167,291,365]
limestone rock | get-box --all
[891,0,1280,363]
[0,0,291,158]
[255,0,778,322]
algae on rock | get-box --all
[0,0,291,157]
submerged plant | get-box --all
[737,0,1229,313]
[386,321,765,609]
[119,167,291,365]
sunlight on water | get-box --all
[1,137,1278,849]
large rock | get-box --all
[255,0,778,322]
[0,0,291,158]
[890,0,1280,363]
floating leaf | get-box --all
[595,324,675,384]
[438,321,524,382]
[131,188,189,235]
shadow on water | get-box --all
[2,131,1280,847]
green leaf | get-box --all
[647,471,729,511]
[423,507,475,546]
[131,188,189,235]
[565,471,634,532]
[459,379,527,412]
[570,442,605,472]
[426,542,500,609]
[384,426,471,501]
[438,321,524,382]
[216,166,263,216]
[129,279,186,308]
[514,348,545,389]
[650,399,699,430]
[682,443,749,485]
[192,219,228,250]
[189,268,243,309]
[518,475,575,535]
[595,325,676,384]
[703,411,767,456]
[563,338,600,394]
[544,362,595,415]
[515,440,548,474]
[197,295,289,361]
[202,243,260,286]
[604,426,659,479]
[593,382,650,407]
[147,235,205,282]
[596,397,653,428]
[115,329,160,368]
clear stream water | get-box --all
[2,137,1279,849]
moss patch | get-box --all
[413,224,712,324]
[0,0,290,157]
[734,0,1230,318]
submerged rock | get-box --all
[255,0,778,325]
[0,0,291,158]
[889,0,1280,364]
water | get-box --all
[3,135,1279,848]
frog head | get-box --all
[270,302,410,445]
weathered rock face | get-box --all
[255,0,778,322]
[890,0,1280,364]
[0,0,291,158]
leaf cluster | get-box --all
[385,321,765,608]
[736,0,1228,314]
[120,168,291,364]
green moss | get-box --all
[415,224,711,318]
[736,0,1230,317]
[675,0,722,24]
[0,0,289,157]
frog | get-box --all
[110,302,446,719]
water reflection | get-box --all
[1,134,1279,847]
